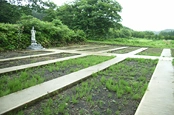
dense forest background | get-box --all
[0,0,174,51]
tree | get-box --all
[120,27,132,38]
[0,1,21,23]
[43,2,58,22]
[159,31,174,40]
[57,0,122,39]
[4,0,45,12]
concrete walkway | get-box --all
[135,49,174,115]
[0,51,62,62]
[0,48,146,114]
[1,46,173,114]
[0,54,87,74]
[0,47,146,74]
[0,56,126,114]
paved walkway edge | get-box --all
[0,51,63,62]
[135,49,174,115]
[0,47,146,114]
[0,56,126,114]
[0,48,146,74]
[0,54,87,74]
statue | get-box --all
[31,26,37,44]
[27,26,45,50]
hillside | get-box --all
[153,29,174,35]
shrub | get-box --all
[0,15,86,51]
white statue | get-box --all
[28,26,44,50]
[31,26,37,44]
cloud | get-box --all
[117,0,174,31]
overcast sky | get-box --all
[50,0,174,31]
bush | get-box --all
[0,23,28,51]
[0,15,86,51]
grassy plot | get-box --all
[108,47,139,54]
[137,48,163,56]
[57,45,88,50]
[171,49,174,65]
[0,55,114,97]
[171,49,174,57]
[0,53,78,69]
[0,51,52,59]
[88,38,174,48]
[14,58,158,115]
[79,46,118,52]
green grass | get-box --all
[14,58,158,115]
[109,47,139,54]
[88,38,174,48]
[137,48,163,56]
[170,49,174,65]
[0,72,44,97]
[0,55,114,97]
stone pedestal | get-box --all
[27,43,45,50]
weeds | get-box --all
[137,48,163,56]
[0,55,114,97]
[14,58,158,115]
[88,38,174,48]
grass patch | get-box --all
[170,49,174,65]
[88,38,174,48]
[0,55,114,97]
[171,49,174,57]
[14,58,158,115]
[79,46,118,52]
[137,48,163,56]
[0,53,78,69]
[108,47,139,54]
[0,51,52,59]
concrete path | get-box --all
[0,51,62,62]
[0,47,146,114]
[59,48,147,56]
[74,45,109,51]
[127,55,173,60]
[135,49,174,115]
[0,56,126,115]
[1,45,173,115]
[0,54,87,74]
[96,47,127,53]
[0,47,147,74]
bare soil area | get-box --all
[0,53,78,69]
[0,50,52,59]
[109,47,140,54]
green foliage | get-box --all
[120,27,132,38]
[159,30,174,40]
[0,23,27,51]
[88,38,174,48]
[57,0,122,39]
[0,1,32,24]
[0,1,21,24]
[0,55,114,97]
[0,16,86,51]
[0,72,44,97]
[108,27,133,39]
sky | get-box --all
[50,0,174,31]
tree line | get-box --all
[0,0,174,51]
